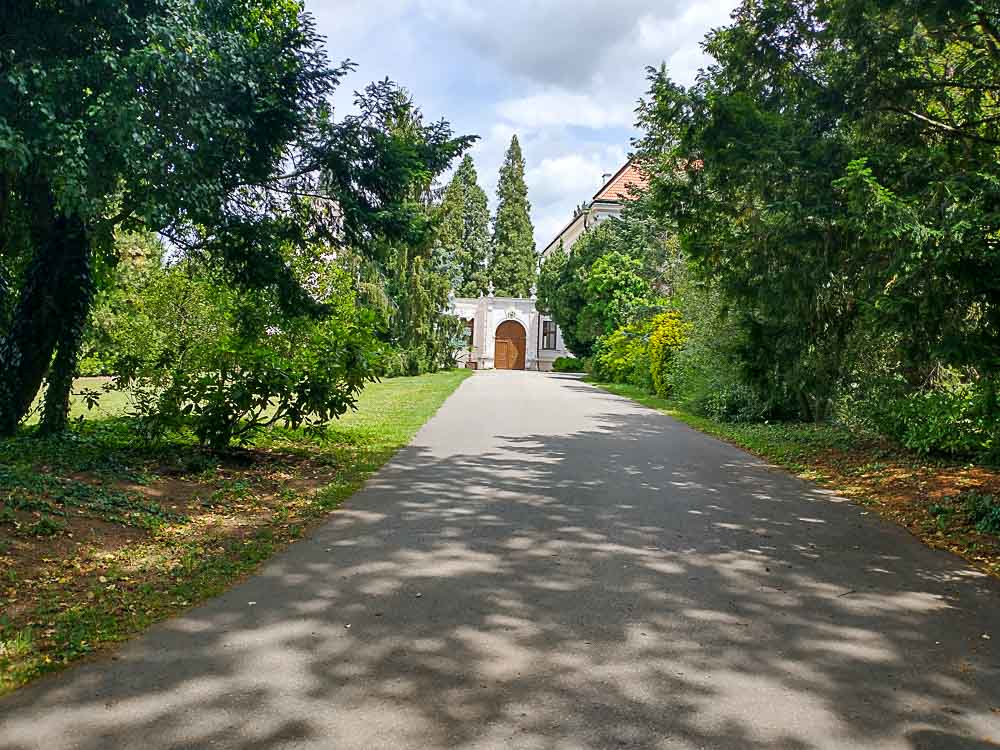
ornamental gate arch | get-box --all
[494,320,526,370]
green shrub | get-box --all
[591,310,688,394]
[552,357,585,373]
[381,348,429,378]
[110,261,380,448]
[591,324,651,388]
[379,314,464,378]
[664,280,769,422]
[698,382,770,423]
[964,493,1000,536]
[887,375,996,455]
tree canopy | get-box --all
[635,0,1000,423]
[0,0,472,435]
[537,201,670,358]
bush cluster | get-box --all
[648,311,686,397]
[881,377,998,456]
[98,259,380,449]
[552,357,585,373]
[591,311,687,397]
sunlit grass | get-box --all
[25,376,130,425]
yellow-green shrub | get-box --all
[592,310,688,393]
[648,311,688,397]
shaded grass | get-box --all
[589,379,1000,581]
[0,370,472,694]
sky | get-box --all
[309,0,739,248]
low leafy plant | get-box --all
[930,492,1000,537]
[0,629,33,661]
[0,466,185,529]
[25,517,66,537]
[929,502,956,531]
[964,492,1000,536]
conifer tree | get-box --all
[489,135,536,296]
[437,155,490,296]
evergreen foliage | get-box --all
[437,155,490,297]
[348,86,468,377]
[550,0,999,456]
[635,0,1000,433]
[489,135,536,296]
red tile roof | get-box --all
[592,160,649,202]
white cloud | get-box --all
[528,153,614,206]
[306,0,739,247]
[525,146,628,248]
[497,92,631,130]
[418,0,693,88]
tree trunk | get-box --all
[0,187,90,436]
[38,302,90,435]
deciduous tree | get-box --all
[0,1,472,435]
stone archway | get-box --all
[495,320,526,370]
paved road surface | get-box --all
[2,372,999,749]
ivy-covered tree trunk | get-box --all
[0,187,90,436]
[39,263,94,435]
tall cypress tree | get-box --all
[489,135,536,297]
[437,155,490,297]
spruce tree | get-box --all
[437,155,490,297]
[489,135,537,297]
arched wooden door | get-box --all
[494,320,526,370]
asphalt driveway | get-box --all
[1,371,999,749]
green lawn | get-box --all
[1,369,472,694]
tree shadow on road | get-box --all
[2,389,999,749]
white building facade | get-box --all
[448,160,646,371]
[450,294,570,371]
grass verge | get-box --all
[0,370,471,695]
[589,379,1000,581]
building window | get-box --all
[542,320,557,350]
[464,318,475,349]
